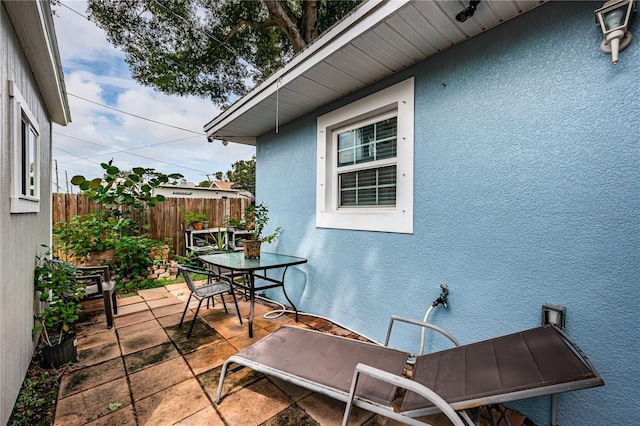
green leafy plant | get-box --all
[183,210,208,226]
[210,228,229,251]
[70,160,183,232]
[52,211,126,260]
[33,252,85,347]
[245,203,281,244]
[9,372,58,426]
[114,236,163,281]
[225,215,246,230]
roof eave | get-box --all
[4,0,71,126]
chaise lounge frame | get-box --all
[216,316,603,425]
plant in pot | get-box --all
[243,204,281,258]
[33,252,85,368]
[183,210,208,230]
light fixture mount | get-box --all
[595,0,637,63]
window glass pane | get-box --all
[338,131,355,150]
[28,127,37,196]
[338,165,396,207]
[21,118,28,196]
[377,118,397,140]
[337,117,397,167]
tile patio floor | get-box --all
[54,284,529,426]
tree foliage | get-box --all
[87,0,361,105]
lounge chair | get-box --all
[216,316,603,425]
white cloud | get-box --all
[51,1,255,190]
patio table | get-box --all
[198,252,307,337]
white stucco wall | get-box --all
[0,3,55,423]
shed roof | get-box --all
[204,0,546,145]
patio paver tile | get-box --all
[174,405,225,425]
[157,311,184,327]
[113,308,154,328]
[116,295,144,307]
[76,329,117,351]
[54,377,131,426]
[129,356,193,401]
[261,404,320,426]
[118,327,170,356]
[227,327,270,351]
[77,342,121,367]
[297,392,375,426]
[85,405,136,426]
[166,321,224,353]
[73,320,110,340]
[137,287,170,300]
[151,302,188,318]
[166,282,189,291]
[198,365,263,402]
[114,302,150,317]
[267,376,313,402]
[184,340,238,375]
[135,378,210,425]
[216,377,293,426]
[146,295,183,309]
[59,357,125,399]
[116,318,162,338]
[123,341,181,374]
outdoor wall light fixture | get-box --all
[595,0,637,64]
[456,0,480,22]
[541,303,566,330]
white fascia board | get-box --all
[203,0,410,139]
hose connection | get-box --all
[432,284,449,308]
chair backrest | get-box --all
[178,265,199,292]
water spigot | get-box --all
[432,284,449,308]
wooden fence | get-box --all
[52,194,250,257]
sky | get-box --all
[51,1,256,192]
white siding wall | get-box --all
[0,3,53,422]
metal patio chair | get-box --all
[178,264,242,338]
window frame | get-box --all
[316,77,414,233]
[9,81,41,213]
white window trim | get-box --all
[9,80,41,213]
[316,77,414,233]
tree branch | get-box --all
[301,0,319,44]
[223,18,278,43]
[263,0,307,52]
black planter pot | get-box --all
[41,333,77,368]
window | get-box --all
[9,81,41,213]
[316,78,414,233]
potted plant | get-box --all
[183,210,208,230]
[33,252,85,368]
[243,204,281,258]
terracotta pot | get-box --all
[243,240,261,259]
[193,222,204,230]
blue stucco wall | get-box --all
[256,2,639,424]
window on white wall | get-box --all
[317,77,414,233]
[9,81,41,213]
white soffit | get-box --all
[205,0,546,145]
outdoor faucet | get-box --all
[432,284,449,308]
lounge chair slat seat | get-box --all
[401,326,602,414]
[232,326,409,405]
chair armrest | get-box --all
[384,315,460,349]
[343,363,470,426]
